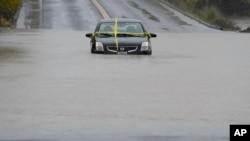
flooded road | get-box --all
[1,0,249,140]
[1,29,250,140]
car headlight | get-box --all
[141,41,150,51]
[96,42,104,52]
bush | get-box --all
[165,0,240,30]
[0,0,22,26]
[184,0,197,9]
[0,0,22,12]
[202,0,250,15]
[204,6,218,22]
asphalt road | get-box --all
[17,0,101,30]
[1,0,250,141]
[16,0,217,32]
[98,0,216,32]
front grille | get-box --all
[107,46,138,53]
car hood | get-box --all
[96,36,148,45]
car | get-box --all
[85,18,157,55]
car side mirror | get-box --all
[149,33,157,38]
[86,33,93,38]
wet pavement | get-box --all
[17,0,101,30]
[98,0,217,32]
[16,0,41,29]
[16,0,219,32]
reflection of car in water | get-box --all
[86,18,157,55]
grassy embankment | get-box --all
[165,0,250,31]
[0,0,22,27]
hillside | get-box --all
[0,0,22,27]
[165,0,250,31]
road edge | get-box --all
[91,0,110,19]
[157,0,222,30]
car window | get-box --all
[98,22,144,33]
[99,23,114,32]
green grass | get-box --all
[165,0,239,30]
[195,6,238,30]
[0,0,22,27]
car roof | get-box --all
[98,18,141,23]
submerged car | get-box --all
[85,18,157,55]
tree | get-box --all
[208,0,250,15]
[195,0,208,9]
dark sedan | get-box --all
[86,18,157,55]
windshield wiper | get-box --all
[97,33,114,37]
[117,33,144,37]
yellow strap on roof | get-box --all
[114,18,119,53]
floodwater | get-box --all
[1,0,249,140]
[1,29,250,140]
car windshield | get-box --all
[96,22,146,37]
